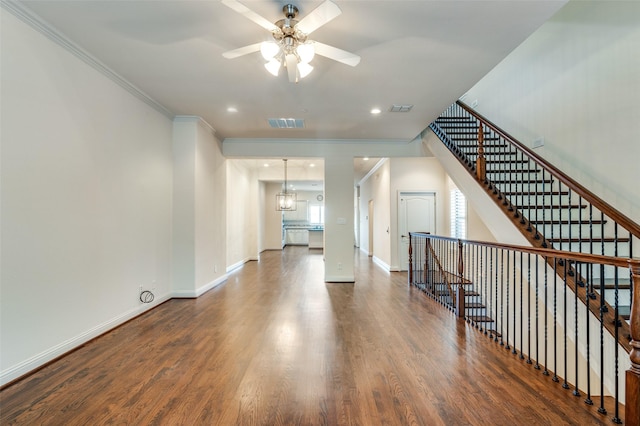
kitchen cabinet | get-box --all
[308,229,323,249]
[283,200,308,222]
[285,229,309,245]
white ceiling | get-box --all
[20,0,566,143]
[16,0,566,189]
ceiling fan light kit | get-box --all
[222,0,360,83]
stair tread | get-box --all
[465,302,486,308]
[501,191,570,196]
[467,315,494,323]
[547,237,631,243]
[520,204,587,209]
[530,219,607,225]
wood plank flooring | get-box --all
[0,247,622,425]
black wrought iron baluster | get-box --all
[512,250,517,355]
[585,260,593,406]
[522,155,540,233]
[542,169,548,248]
[553,257,559,383]
[562,260,569,390]
[613,230,621,424]
[482,245,487,335]
[513,252,524,359]
[598,262,607,415]
[543,256,549,376]
[506,250,510,350]
[500,249,505,346]
[520,251,525,360]
[573,260,580,397]
[535,254,540,370]
[489,246,495,341]
[526,252,532,364]
[578,194,582,256]
[559,182,565,253]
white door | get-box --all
[399,192,435,271]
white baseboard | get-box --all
[172,274,229,298]
[0,293,171,387]
[372,256,391,272]
[226,257,252,273]
[324,275,355,283]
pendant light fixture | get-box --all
[276,159,297,211]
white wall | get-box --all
[357,158,449,271]
[226,160,259,270]
[389,158,448,270]
[195,122,226,290]
[1,11,174,384]
[464,0,640,222]
[260,181,285,251]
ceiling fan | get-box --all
[221,0,361,83]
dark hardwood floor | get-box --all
[1,247,620,425]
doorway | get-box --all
[398,192,436,271]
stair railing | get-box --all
[430,100,640,257]
[429,100,639,379]
[409,232,640,425]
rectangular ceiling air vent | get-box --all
[389,104,414,112]
[268,118,305,129]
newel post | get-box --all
[456,239,465,318]
[627,259,640,426]
[408,233,413,285]
[476,123,486,181]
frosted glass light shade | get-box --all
[260,41,280,60]
[265,59,281,76]
[296,43,315,63]
[276,192,297,211]
[297,62,313,78]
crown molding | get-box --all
[1,0,174,119]
[174,115,216,135]
[358,158,387,186]
[222,137,413,145]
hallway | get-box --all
[0,247,619,425]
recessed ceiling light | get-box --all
[264,163,269,167]
[370,108,381,114]
[227,107,238,113]
[363,157,369,161]
[310,163,315,167]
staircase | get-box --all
[429,101,639,330]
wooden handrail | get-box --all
[456,100,640,240]
[411,231,640,270]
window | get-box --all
[450,189,467,239]
[309,205,324,224]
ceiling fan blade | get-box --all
[222,42,262,59]
[313,42,360,67]
[296,0,342,35]
[285,54,298,83]
[221,0,278,32]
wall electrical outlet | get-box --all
[338,262,343,271]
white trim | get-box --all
[358,158,388,187]
[168,274,230,299]
[1,0,174,119]
[226,257,252,273]
[174,115,216,135]
[324,275,355,283]
[0,293,171,387]
[223,138,413,145]
[372,256,391,272]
